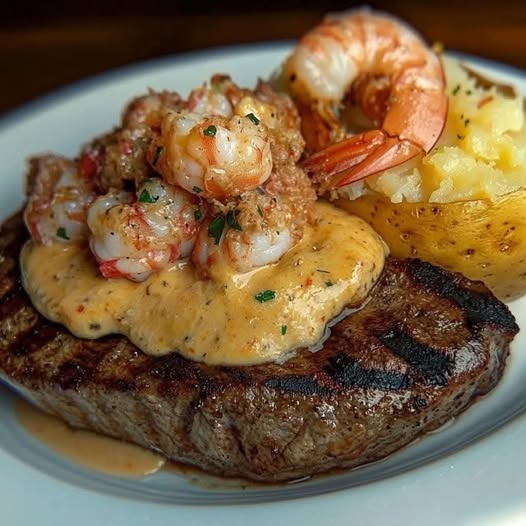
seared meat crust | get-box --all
[0,212,518,481]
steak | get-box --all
[0,212,518,482]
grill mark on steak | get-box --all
[145,352,200,382]
[0,294,27,320]
[57,348,107,390]
[0,211,519,482]
[8,323,61,357]
[377,328,451,386]
[327,353,410,390]
[265,376,332,396]
[408,259,517,330]
[57,360,95,390]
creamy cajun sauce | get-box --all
[20,201,386,365]
[15,398,166,477]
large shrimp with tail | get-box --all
[283,9,447,190]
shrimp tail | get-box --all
[302,130,422,190]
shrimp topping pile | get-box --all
[23,75,315,281]
[283,9,448,191]
[25,7,444,282]
[88,179,203,281]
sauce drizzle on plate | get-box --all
[15,398,166,478]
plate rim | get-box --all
[1,42,526,525]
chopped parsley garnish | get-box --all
[56,227,69,240]
[194,209,202,221]
[246,113,260,125]
[257,205,264,218]
[316,269,330,274]
[457,134,465,140]
[152,145,164,166]
[325,280,334,287]
[208,213,226,245]
[192,185,202,194]
[226,209,242,231]
[464,118,470,127]
[255,290,276,303]
[138,189,156,203]
[452,84,461,95]
[281,324,287,335]
[203,125,217,137]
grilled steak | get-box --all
[0,212,518,482]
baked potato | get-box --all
[335,58,526,300]
[336,190,526,300]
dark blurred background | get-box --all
[2,0,526,114]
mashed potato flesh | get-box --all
[339,58,526,204]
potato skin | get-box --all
[336,190,526,300]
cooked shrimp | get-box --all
[283,9,447,189]
[122,89,185,130]
[24,155,97,245]
[187,85,234,118]
[193,221,295,274]
[151,112,273,199]
[191,193,298,275]
[186,74,252,117]
[87,178,204,281]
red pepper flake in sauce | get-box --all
[77,304,85,313]
[478,96,494,109]
[304,276,313,287]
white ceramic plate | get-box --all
[1,44,526,526]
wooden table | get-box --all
[2,2,526,114]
